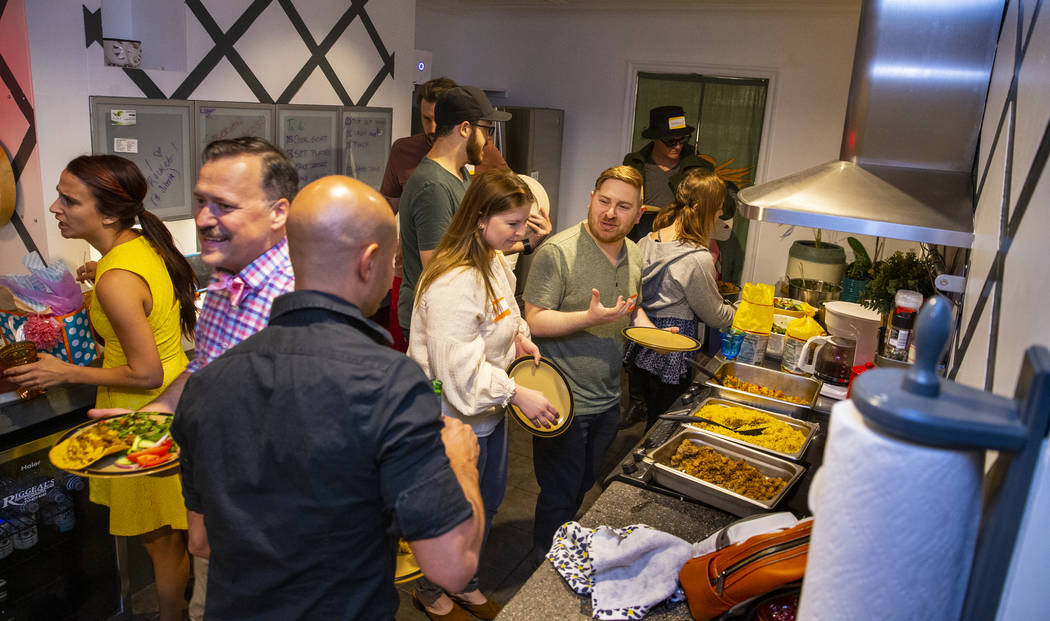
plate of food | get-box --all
[717,281,741,301]
[772,297,806,318]
[49,412,179,478]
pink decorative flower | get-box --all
[24,314,63,351]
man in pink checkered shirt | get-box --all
[90,137,299,621]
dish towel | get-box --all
[547,521,690,620]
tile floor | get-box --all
[129,413,647,620]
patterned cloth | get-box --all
[186,238,294,373]
[548,521,688,620]
[624,316,699,385]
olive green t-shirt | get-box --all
[523,222,642,416]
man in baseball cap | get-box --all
[397,87,513,339]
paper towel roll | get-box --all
[798,400,983,621]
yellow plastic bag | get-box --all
[731,283,774,364]
[781,303,827,375]
[732,283,774,334]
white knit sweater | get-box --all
[408,254,529,437]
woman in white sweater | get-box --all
[409,168,559,620]
[626,168,736,427]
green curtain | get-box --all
[633,72,768,285]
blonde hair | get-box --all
[652,168,726,247]
[415,168,534,305]
[593,165,644,199]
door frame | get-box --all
[622,60,779,284]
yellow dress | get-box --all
[87,235,190,535]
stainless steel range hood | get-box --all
[738,0,1006,248]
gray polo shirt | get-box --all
[524,222,643,416]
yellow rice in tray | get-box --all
[690,403,807,454]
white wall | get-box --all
[17,0,415,271]
[417,3,862,285]
[954,0,1050,396]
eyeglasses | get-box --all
[474,123,496,136]
[659,135,688,147]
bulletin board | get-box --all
[277,105,342,190]
[340,107,392,191]
[90,97,195,220]
[195,101,275,173]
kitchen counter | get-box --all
[0,383,96,451]
[498,352,834,619]
[496,481,736,620]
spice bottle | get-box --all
[883,290,923,361]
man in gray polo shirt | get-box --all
[523,165,659,555]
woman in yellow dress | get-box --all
[6,155,198,621]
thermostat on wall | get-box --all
[413,50,432,84]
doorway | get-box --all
[630,72,768,285]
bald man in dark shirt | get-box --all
[173,176,485,620]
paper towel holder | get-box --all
[850,294,1050,620]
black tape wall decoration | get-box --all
[950,0,1046,387]
[80,0,394,106]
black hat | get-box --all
[434,86,512,127]
[641,105,694,140]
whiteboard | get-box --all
[277,105,341,190]
[340,107,392,191]
[195,102,274,172]
[90,97,195,220]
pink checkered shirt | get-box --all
[186,238,295,374]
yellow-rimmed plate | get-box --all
[395,539,422,583]
[506,356,574,438]
[49,413,179,478]
[622,326,701,354]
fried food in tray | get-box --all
[723,374,810,405]
[689,403,808,454]
[669,440,787,501]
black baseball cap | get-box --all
[434,85,512,126]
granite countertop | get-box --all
[496,482,737,620]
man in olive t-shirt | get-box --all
[397,86,510,335]
[523,165,658,555]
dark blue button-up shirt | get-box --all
[173,290,472,620]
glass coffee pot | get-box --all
[796,335,857,386]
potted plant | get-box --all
[787,229,846,285]
[858,250,936,316]
[841,236,883,302]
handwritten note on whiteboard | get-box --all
[198,106,272,145]
[341,108,391,191]
[278,108,340,190]
[92,99,194,220]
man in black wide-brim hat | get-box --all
[623,105,716,241]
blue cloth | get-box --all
[547,521,690,620]
[532,404,621,552]
[173,290,473,621]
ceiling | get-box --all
[418,0,860,11]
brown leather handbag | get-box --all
[679,519,811,620]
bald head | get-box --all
[288,176,396,313]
